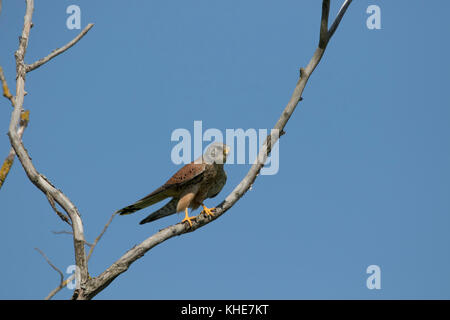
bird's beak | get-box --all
[224,145,230,155]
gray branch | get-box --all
[45,217,111,299]
[77,0,353,300]
[46,192,71,225]
[34,247,75,300]
[87,212,118,261]
[34,248,64,286]
[6,0,90,294]
[26,23,94,73]
[319,0,331,48]
[328,0,353,40]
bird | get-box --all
[116,142,229,227]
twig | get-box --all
[35,247,75,300]
[46,213,115,300]
[51,230,74,236]
[319,0,331,48]
[34,248,64,286]
[46,212,117,299]
[87,212,118,260]
[46,192,71,225]
[328,0,353,40]
[45,276,73,300]
[26,23,94,73]
[78,0,354,300]
[52,230,94,246]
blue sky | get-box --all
[1,0,450,299]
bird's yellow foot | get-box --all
[181,209,196,227]
[201,204,216,217]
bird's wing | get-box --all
[208,168,227,199]
[139,198,178,224]
[116,162,206,215]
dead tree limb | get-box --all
[4,0,92,296]
[26,23,94,73]
[77,0,353,300]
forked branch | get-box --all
[26,23,94,73]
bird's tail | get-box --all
[139,198,178,224]
[116,189,169,216]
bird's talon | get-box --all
[181,210,196,227]
[201,205,216,217]
[182,217,193,227]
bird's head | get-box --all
[203,142,230,165]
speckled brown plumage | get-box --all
[116,143,229,226]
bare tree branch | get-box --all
[319,0,330,48]
[77,0,353,300]
[51,230,73,236]
[35,247,64,284]
[46,213,116,299]
[46,192,72,225]
[26,23,94,73]
[34,247,73,300]
[87,212,118,261]
[328,0,353,40]
[45,276,73,300]
[51,230,94,246]
[45,213,117,300]
[7,0,90,293]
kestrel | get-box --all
[116,142,229,226]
